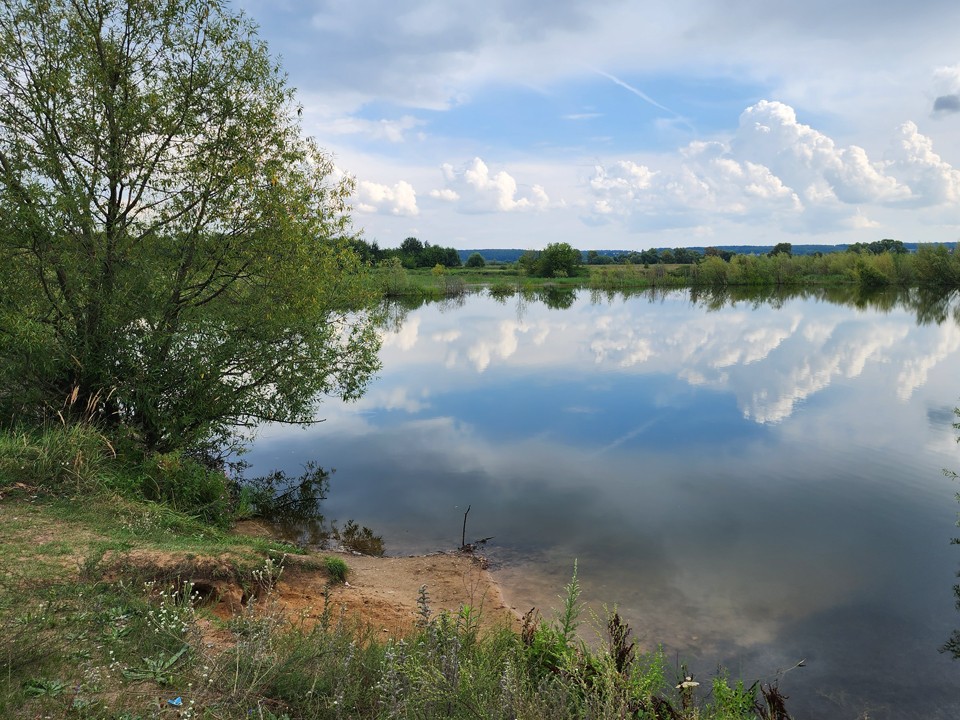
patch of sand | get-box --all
[275,551,520,636]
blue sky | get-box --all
[237,0,960,250]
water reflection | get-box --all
[247,286,960,719]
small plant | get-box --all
[23,677,68,697]
[333,519,385,556]
[324,556,349,584]
[709,672,758,719]
[121,645,189,685]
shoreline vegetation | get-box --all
[365,240,960,303]
[1,429,798,719]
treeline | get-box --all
[585,240,911,266]
[463,240,920,266]
[591,243,960,289]
[586,247,709,265]
[349,236,461,268]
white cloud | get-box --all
[381,314,421,350]
[355,179,420,217]
[467,319,529,372]
[434,157,550,213]
[584,100,960,234]
[883,121,960,205]
[732,101,907,205]
[429,188,460,201]
[896,322,960,401]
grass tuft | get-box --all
[324,555,349,584]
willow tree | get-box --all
[0,0,380,452]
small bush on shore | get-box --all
[324,555,349,583]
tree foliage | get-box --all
[465,252,486,268]
[396,237,461,268]
[848,238,907,255]
[768,242,793,258]
[520,242,583,278]
[0,0,380,452]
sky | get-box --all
[236,0,960,251]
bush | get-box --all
[138,452,231,527]
[465,252,486,268]
[323,556,349,584]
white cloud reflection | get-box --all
[369,292,959,425]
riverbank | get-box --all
[0,481,795,719]
[233,519,520,635]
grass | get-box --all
[0,425,796,718]
[324,555,349,584]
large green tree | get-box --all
[520,242,583,278]
[0,0,380,452]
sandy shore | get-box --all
[233,521,521,636]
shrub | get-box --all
[323,556,349,584]
[138,452,231,526]
[465,252,486,268]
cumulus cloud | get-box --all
[355,179,420,216]
[884,121,960,205]
[896,322,960,401]
[732,101,907,204]
[433,158,549,213]
[381,315,421,351]
[584,99,960,233]
[467,319,528,372]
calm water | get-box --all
[246,287,960,719]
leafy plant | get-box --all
[121,645,189,685]
[333,519,385,556]
[710,673,759,719]
[23,677,68,697]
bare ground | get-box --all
[232,520,520,636]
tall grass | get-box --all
[0,423,117,492]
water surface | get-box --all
[247,287,960,719]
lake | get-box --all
[245,286,960,719]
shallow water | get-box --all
[246,287,960,719]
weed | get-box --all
[333,518,385,556]
[323,555,349,584]
[22,677,68,697]
[121,645,189,684]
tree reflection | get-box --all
[534,286,577,310]
[672,286,959,328]
[239,462,385,555]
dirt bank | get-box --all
[232,520,520,636]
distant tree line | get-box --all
[846,238,907,255]
[348,236,462,268]
[583,239,916,267]
[585,247,716,265]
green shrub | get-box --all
[323,555,349,583]
[334,519,385,556]
[138,452,231,526]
